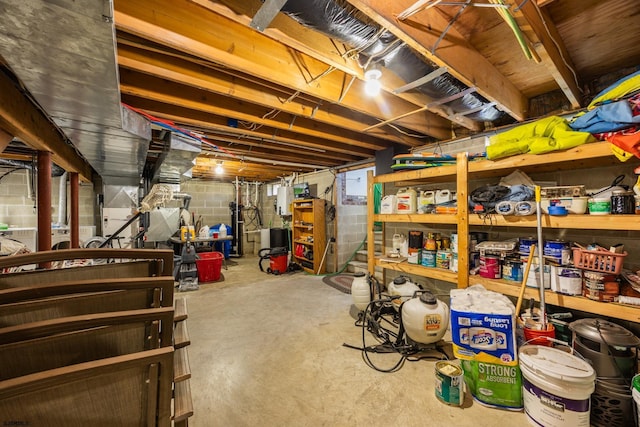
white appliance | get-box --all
[102,208,136,248]
[276,186,293,216]
[51,226,97,250]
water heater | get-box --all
[276,186,293,216]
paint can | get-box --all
[408,230,424,252]
[556,267,583,295]
[611,189,635,214]
[436,250,452,270]
[479,255,501,279]
[583,271,619,302]
[450,253,458,273]
[518,237,537,255]
[519,345,596,427]
[543,240,570,265]
[422,250,437,267]
[435,361,464,406]
[502,257,523,282]
[408,230,423,264]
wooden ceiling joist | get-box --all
[118,75,377,158]
[113,0,454,140]
[506,0,582,108]
[122,96,364,164]
[345,0,529,121]
[116,42,427,148]
[197,0,482,132]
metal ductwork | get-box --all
[0,0,150,186]
[153,132,202,186]
[0,158,66,177]
[281,0,502,122]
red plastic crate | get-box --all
[572,248,626,274]
[195,251,224,282]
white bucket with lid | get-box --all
[519,345,596,427]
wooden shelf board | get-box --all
[374,213,457,224]
[468,142,627,178]
[471,276,640,323]
[375,259,458,283]
[374,164,458,184]
[293,239,313,245]
[469,213,640,230]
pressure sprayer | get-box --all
[351,272,371,312]
[387,276,420,311]
[400,290,449,345]
[343,288,450,372]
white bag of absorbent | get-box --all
[450,285,523,410]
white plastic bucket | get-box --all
[519,345,595,427]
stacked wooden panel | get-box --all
[0,248,192,426]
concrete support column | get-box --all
[37,151,52,257]
[70,172,79,248]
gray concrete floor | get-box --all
[178,255,530,426]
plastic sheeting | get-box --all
[281,0,502,122]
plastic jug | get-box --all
[219,223,228,238]
[435,189,453,204]
[392,233,408,257]
[396,188,417,213]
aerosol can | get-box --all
[401,290,449,344]
[351,272,371,311]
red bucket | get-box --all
[523,323,556,347]
[196,251,224,282]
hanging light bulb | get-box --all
[215,161,224,174]
[364,63,382,97]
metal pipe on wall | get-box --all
[70,172,79,248]
[37,151,52,262]
[57,171,67,226]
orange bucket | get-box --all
[523,323,555,347]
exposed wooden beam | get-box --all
[113,0,453,139]
[195,0,481,131]
[119,71,377,157]
[0,71,93,182]
[507,0,582,108]
[116,41,427,147]
[345,0,528,121]
[122,95,363,165]
[0,127,12,153]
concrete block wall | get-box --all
[177,179,235,230]
[0,170,95,228]
[336,170,368,270]
[261,170,338,271]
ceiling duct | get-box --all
[280,0,502,122]
[0,0,150,186]
[153,132,202,186]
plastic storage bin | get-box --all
[572,248,626,274]
[195,251,224,282]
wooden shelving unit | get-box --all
[292,198,327,274]
[367,142,640,323]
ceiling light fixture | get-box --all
[364,63,382,97]
[215,161,224,174]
